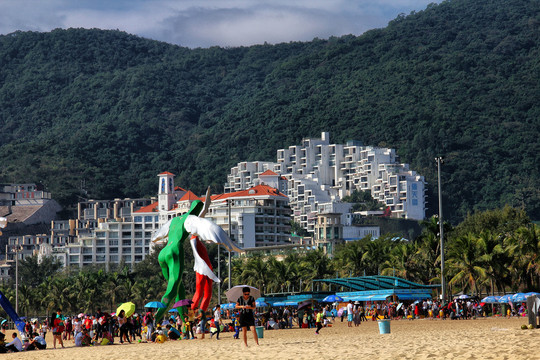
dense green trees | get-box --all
[0,0,538,223]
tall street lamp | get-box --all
[435,156,445,302]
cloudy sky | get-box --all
[0,0,440,48]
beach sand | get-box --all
[5,317,539,360]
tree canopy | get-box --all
[0,0,538,222]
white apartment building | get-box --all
[224,132,426,233]
[147,172,291,249]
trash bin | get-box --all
[255,326,264,338]
[377,319,391,334]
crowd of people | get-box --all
[0,294,530,352]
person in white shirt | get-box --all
[213,304,222,340]
[346,301,354,327]
[6,333,23,352]
[73,318,82,339]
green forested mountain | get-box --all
[0,0,538,222]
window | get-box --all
[110,255,118,262]
[412,199,418,206]
[109,224,119,230]
[122,231,131,238]
[96,240,105,246]
[109,240,119,246]
[134,216,142,222]
[96,247,106,254]
[135,247,143,254]
[135,232,142,239]
[69,255,79,263]
[122,255,132,262]
[135,240,143,246]
[110,248,118,254]
[122,240,132,246]
[144,216,153,222]
[121,224,131,230]
[83,255,93,262]
[109,232,118,239]
[135,255,143,262]
[122,247,131,254]
[96,255,106,262]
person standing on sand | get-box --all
[236,287,259,347]
[346,301,354,327]
[197,307,207,339]
[213,304,222,340]
[52,309,65,349]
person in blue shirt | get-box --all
[166,324,181,340]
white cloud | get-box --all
[0,0,440,47]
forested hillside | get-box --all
[0,0,538,222]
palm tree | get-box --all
[505,224,540,291]
[446,234,487,295]
[381,241,417,281]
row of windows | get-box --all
[69,255,144,263]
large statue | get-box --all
[151,192,242,322]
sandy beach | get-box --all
[4,317,539,360]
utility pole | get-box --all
[435,156,445,302]
[228,199,232,291]
[15,243,19,314]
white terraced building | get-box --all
[224,132,426,233]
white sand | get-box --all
[5,317,539,360]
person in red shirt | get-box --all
[52,309,65,349]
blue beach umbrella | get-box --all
[322,295,344,303]
[498,294,513,303]
[273,302,285,307]
[145,301,166,309]
[168,308,179,313]
[480,296,500,304]
[285,301,298,306]
[255,300,268,307]
[525,292,540,297]
[511,293,527,302]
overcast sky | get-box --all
[0,0,440,48]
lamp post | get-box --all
[435,156,445,302]
[228,199,232,291]
[14,243,22,314]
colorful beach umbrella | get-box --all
[255,300,268,307]
[145,301,166,309]
[480,296,500,304]
[116,302,136,317]
[511,293,527,302]
[322,295,344,302]
[172,299,193,308]
[498,294,513,303]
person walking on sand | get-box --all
[236,287,259,347]
[213,304,222,340]
[315,309,323,335]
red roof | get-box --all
[179,190,203,202]
[259,170,278,177]
[134,202,159,213]
[174,186,187,192]
[158,171,175,176]
[215,184,287,200]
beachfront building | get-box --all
[140,172,292,249]
[223,132,426,234]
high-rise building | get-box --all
[224,132,426,233]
